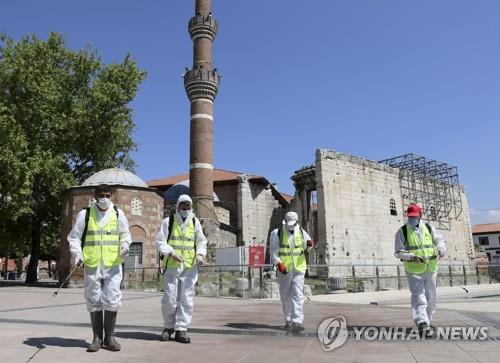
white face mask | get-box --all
[408,217,420,227]
[97,197,111,210]
[286,224,296,232]
[179,209,193,219]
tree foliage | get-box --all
[0,32,146,282]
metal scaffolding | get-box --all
[379,153,463,228]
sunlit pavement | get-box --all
[1,285,500,362]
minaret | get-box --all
[184,0,220,220]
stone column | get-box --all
[237,174,251,246]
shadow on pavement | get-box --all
[224,322,285,331]
[115,331,160,341]
[23,337,88,349]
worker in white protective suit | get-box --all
[156,194,207,344]
[67,184,131,352]
[394,204,446,330]
[269,211,314,332]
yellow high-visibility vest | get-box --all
[279,226,307,273]
[402,223,437,274]
[165,216,196,269]
[83,206,121,268]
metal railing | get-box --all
[120,263,500,298]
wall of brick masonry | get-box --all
[214,184,238,226]
[314,149,475,277]
[444,189,475,263]
[205,225,238,261]
[214,205,230,225]
[114,188,164,271]
[237,174,287,247]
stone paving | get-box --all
[1,284,499,362]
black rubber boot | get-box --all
[87,311,103,352]
[160,328,174,341]
[103,311,121,351]
[175,330,191,344]
[417,321,429,331]
[417,321,430,337]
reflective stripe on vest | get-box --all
[165,216,196,269]
[278,227,307,273]
[83,206,121,268]
[402,223,438,274]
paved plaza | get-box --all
[1,284,499,362]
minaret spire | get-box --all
[184,0,221,219]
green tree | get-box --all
[0,216,30,279]
[0,32,146,283]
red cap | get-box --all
[406,204,422,217]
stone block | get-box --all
[328,276,347,290]
[197,282,218,297]
[263,281,280,299]
[234,277,249,291]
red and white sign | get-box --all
[249,246,265,267]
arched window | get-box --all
[131,197,143,216]
[390,199,397,216]
[129,242,143,264]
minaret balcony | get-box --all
[184,68,221,102]
[189,15,218,41]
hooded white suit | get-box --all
[155,195,207,331]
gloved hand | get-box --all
[196,254,204,266]
[74,254,84,267]
[277,262,287,274]
[170,252,184,263]
[437,247,446,258]
[120,243,130,258]
[306,240,314,248]
[395,251,413,261]
[411,255,425,263]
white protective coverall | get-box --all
[395,222,446,326]
[155,195,207,331]
[68,201,131,312]
[269,225,312,325]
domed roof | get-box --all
[81,168,148,188]
[164,179,219,202]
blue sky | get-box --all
[2,1,499,225]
